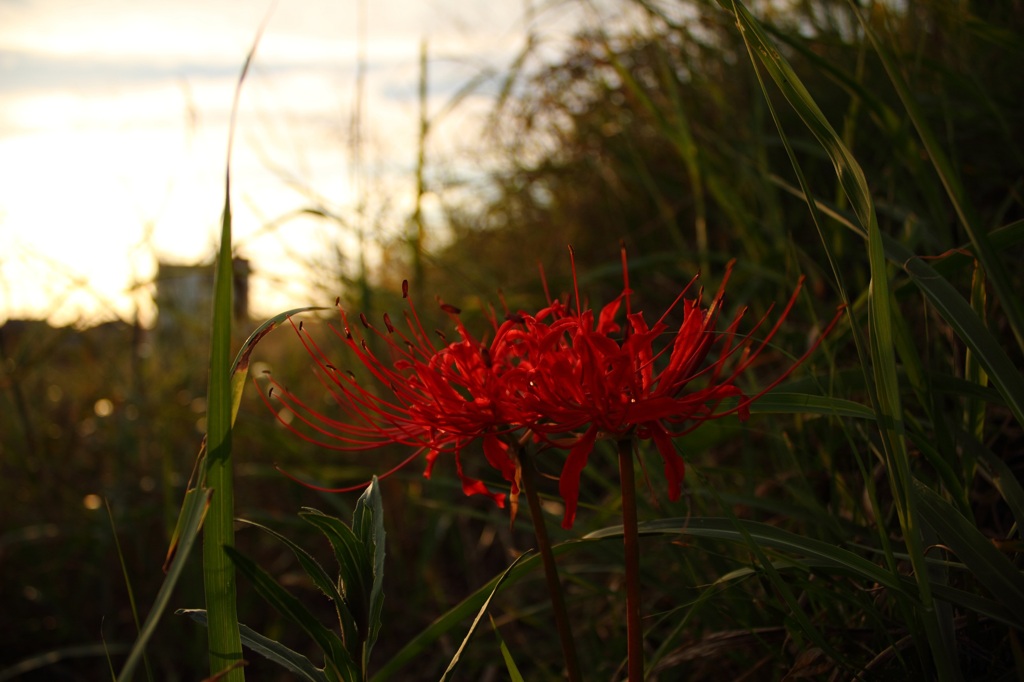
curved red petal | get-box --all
[648,423,685,501]
[558,426,598,529]
[455,449,506,508]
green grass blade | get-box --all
[489,615,525,682]
[728,4,959,674]
[768,180,1024,426]
[118,487,212,681]
[228,306,327,424]
[439,551,533,682]
[370,543,577,681]
[202,12,274,679]
[914,482,1024,624]
[848,1,1024,355]
[901,256,1024,426]
[105,500,153,682]
[587,516,913,598]
[745,392,874,420]
[178,609,329,682]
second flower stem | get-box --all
[518,445,582,682]
[617,437,644,681]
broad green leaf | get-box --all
[178,609,328,682]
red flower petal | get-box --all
[558,426,598,529]
[647,422,685,501]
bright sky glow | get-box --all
[0,0,614,327]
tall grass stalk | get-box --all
[201,16,271,679]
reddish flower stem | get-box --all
[617,437,644,681]
[518,445,582,682]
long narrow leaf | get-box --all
[769,180,1024,426]
[178,609,328,682]
[224,546,360,680]
[202,11,274,679]
[351,478,386,670]
[301,507,373,668]
[117,487,212,681]
[914,483,1024,625]
[439,551,534,682]
[587,517,912,597]
[370,543,578,681]
[848,1,1024,355]
[236,518,359,654]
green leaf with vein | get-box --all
[178,609,328,682]
[236,518,359,661]
[224,545,358,680]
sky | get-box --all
[0,0,611,327]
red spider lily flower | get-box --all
[260,281,528,507]
[263,251,842,529]
[504,248,845,528]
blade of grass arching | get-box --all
[162,306,327,573]
[848,0,1024,356]
[954,426,1024,537]
[586,517,912,595]
[901,255,1024,428]
[229,306,327,421]
[768,180,1024,426]
[489,615,525,682]
[745,392,874,420]
[370,542,580,681]
[203,13,272,680]
[439,551,533,682]
[118,487,212,681]
[178,610,328,682]
[914,482,1024,625]
[726,5,957,674]
[105,501,153,682]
